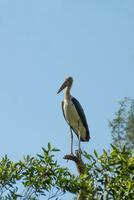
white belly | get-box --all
[63,100,86,139]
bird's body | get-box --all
[57,77,90,154]
[62,96,89,142]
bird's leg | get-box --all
[70,127,73,155]
[78,121,82,154]
[78,134,81,153]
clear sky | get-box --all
[0,0,134,199]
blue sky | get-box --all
[0,0,134,199]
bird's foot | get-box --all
[70,151,74,156]
[75,148,82,155]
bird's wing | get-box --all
[71,96,90,141]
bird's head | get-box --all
[57,76,73,94]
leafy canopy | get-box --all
[109,97,134,151]
[0,143,134,200]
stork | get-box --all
[57,77,90,154]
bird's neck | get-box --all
[64,87,71,101]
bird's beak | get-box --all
[57,80,67,94]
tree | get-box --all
[0,143,134,200]
[109,97,134,151]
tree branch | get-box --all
[63,150,86,175]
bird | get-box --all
[57,76,90,154]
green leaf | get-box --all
[94,150,98,158]
[52,148,60,152]
[47,142,51,150]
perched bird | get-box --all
[57,77,90,154]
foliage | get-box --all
[83,145,134,200]
[109,97,134,151]
[0,143,134,200]
[0,143,80,200]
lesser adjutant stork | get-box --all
[57,77,90,154]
